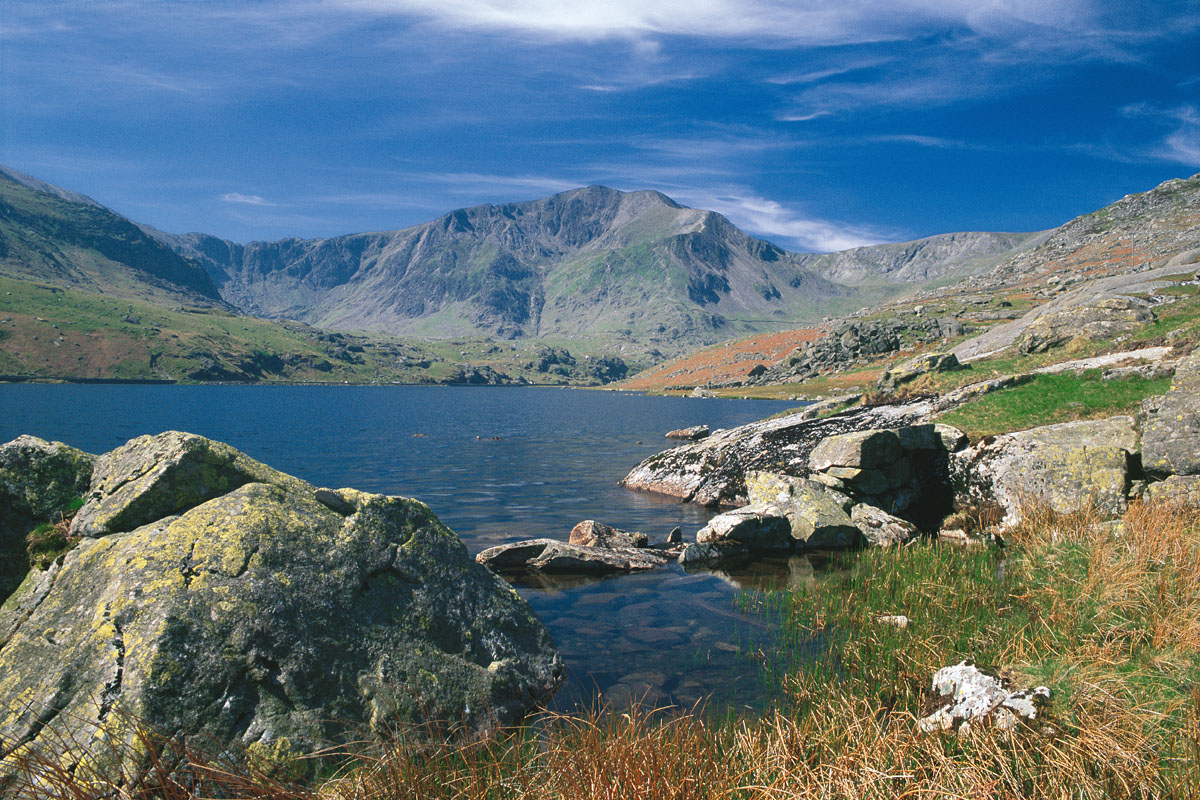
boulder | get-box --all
[0,436,95,602]
[476,540,668,573]
[620,399,935,507]
[0,476,562,780]
[71,431,310,538]
[568,520,648,549]
[1015,296,1155,354]
[689,387,716,398]
[1145,475,1200,507]
[695,504,793,552]
[851,503,920,547]
[745,472,861,549]
[809,430,903,471]
[1141,349,1200,477]
[951,416,1139,524]
[0,435,95,520]
[877,352,960,392]
[918,662,1051,734]
[665,425,710,441]
[677,540,749,566]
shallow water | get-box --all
[1,384,839,712]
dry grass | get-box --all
[5,502,1199,799]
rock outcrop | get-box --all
[1015,296,1155,354]
[0,433,561,782]
[877,352,960,393]
[620,400,935,508]
[1141,349,1200,478]
[951,416,1139,524]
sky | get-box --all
[1,1,1198,252]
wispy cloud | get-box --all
[668,186,897,252]
[221,192,274,206]
[411,171,583,198]
[1122,103,1200,167]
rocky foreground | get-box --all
[0,432,561,785]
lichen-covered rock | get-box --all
[71,431,310,538]
[809,430,903,472]
[620,400,935,507]
[878,352,960,392]
[0,436,95,602]
[0,459,561,782]
[1015,296,1155,354]
[695,504,793,552]
[851,503,920,547]
[0,435,95,520]
[568,520,648,549]
[951,417,1139,524]
[1141,349,1200,477]
[918,662,1050,734]
[476,539,667,573]
[746,472,862,549]
[1145,475,1200,507]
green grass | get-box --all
[935,371,1171,438]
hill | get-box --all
[0,167,221,305]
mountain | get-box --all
[155,186,1032,358]
[0,167,221,305]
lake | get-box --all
[0,384,840,713]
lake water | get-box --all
[0,384,840,713]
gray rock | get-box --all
[689,387,717,398]
[568,520,648,549]
[696,504,793,552]
[666,526,683,545]
[1145,475,1200,507]
[851,503,920,547]
[809,430,903,471]
[918,662,1050,734]
[0,474,562,780]
[71,431,310,538]
[951,416,1139,524]
[476,539,668,573]
[878,352,960,392]
[1141,350,1200,477]
[745,471,861,549]
[0,435,95,520]
[677,540,749,566]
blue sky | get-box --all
[2,1,1198,251]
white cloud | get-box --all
[333,0,1093,43]
[221,192,274,206]
[670,187,897,252]
[1121,103,1200,167]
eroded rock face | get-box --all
[0,435,562,782]
[620,400,935,508]
[71,431,310,538]
[951,417,1139,524]
[1015,296,1155,354]
[1142,349,1200,478]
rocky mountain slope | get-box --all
[0,167,221,306]
[154,186,1030,359]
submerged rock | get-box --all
[0,434,561,782]
[918,662,1050,734]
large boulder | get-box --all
[951,416,1139,524]
[71,430,310,538]
[695,504,793,552]
[0,437,561,783]
[1015,296,1155,354]
[745,472,862,549]
[0,436,95,602]
[620,400,935,507]
[1141,350,1200,478]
